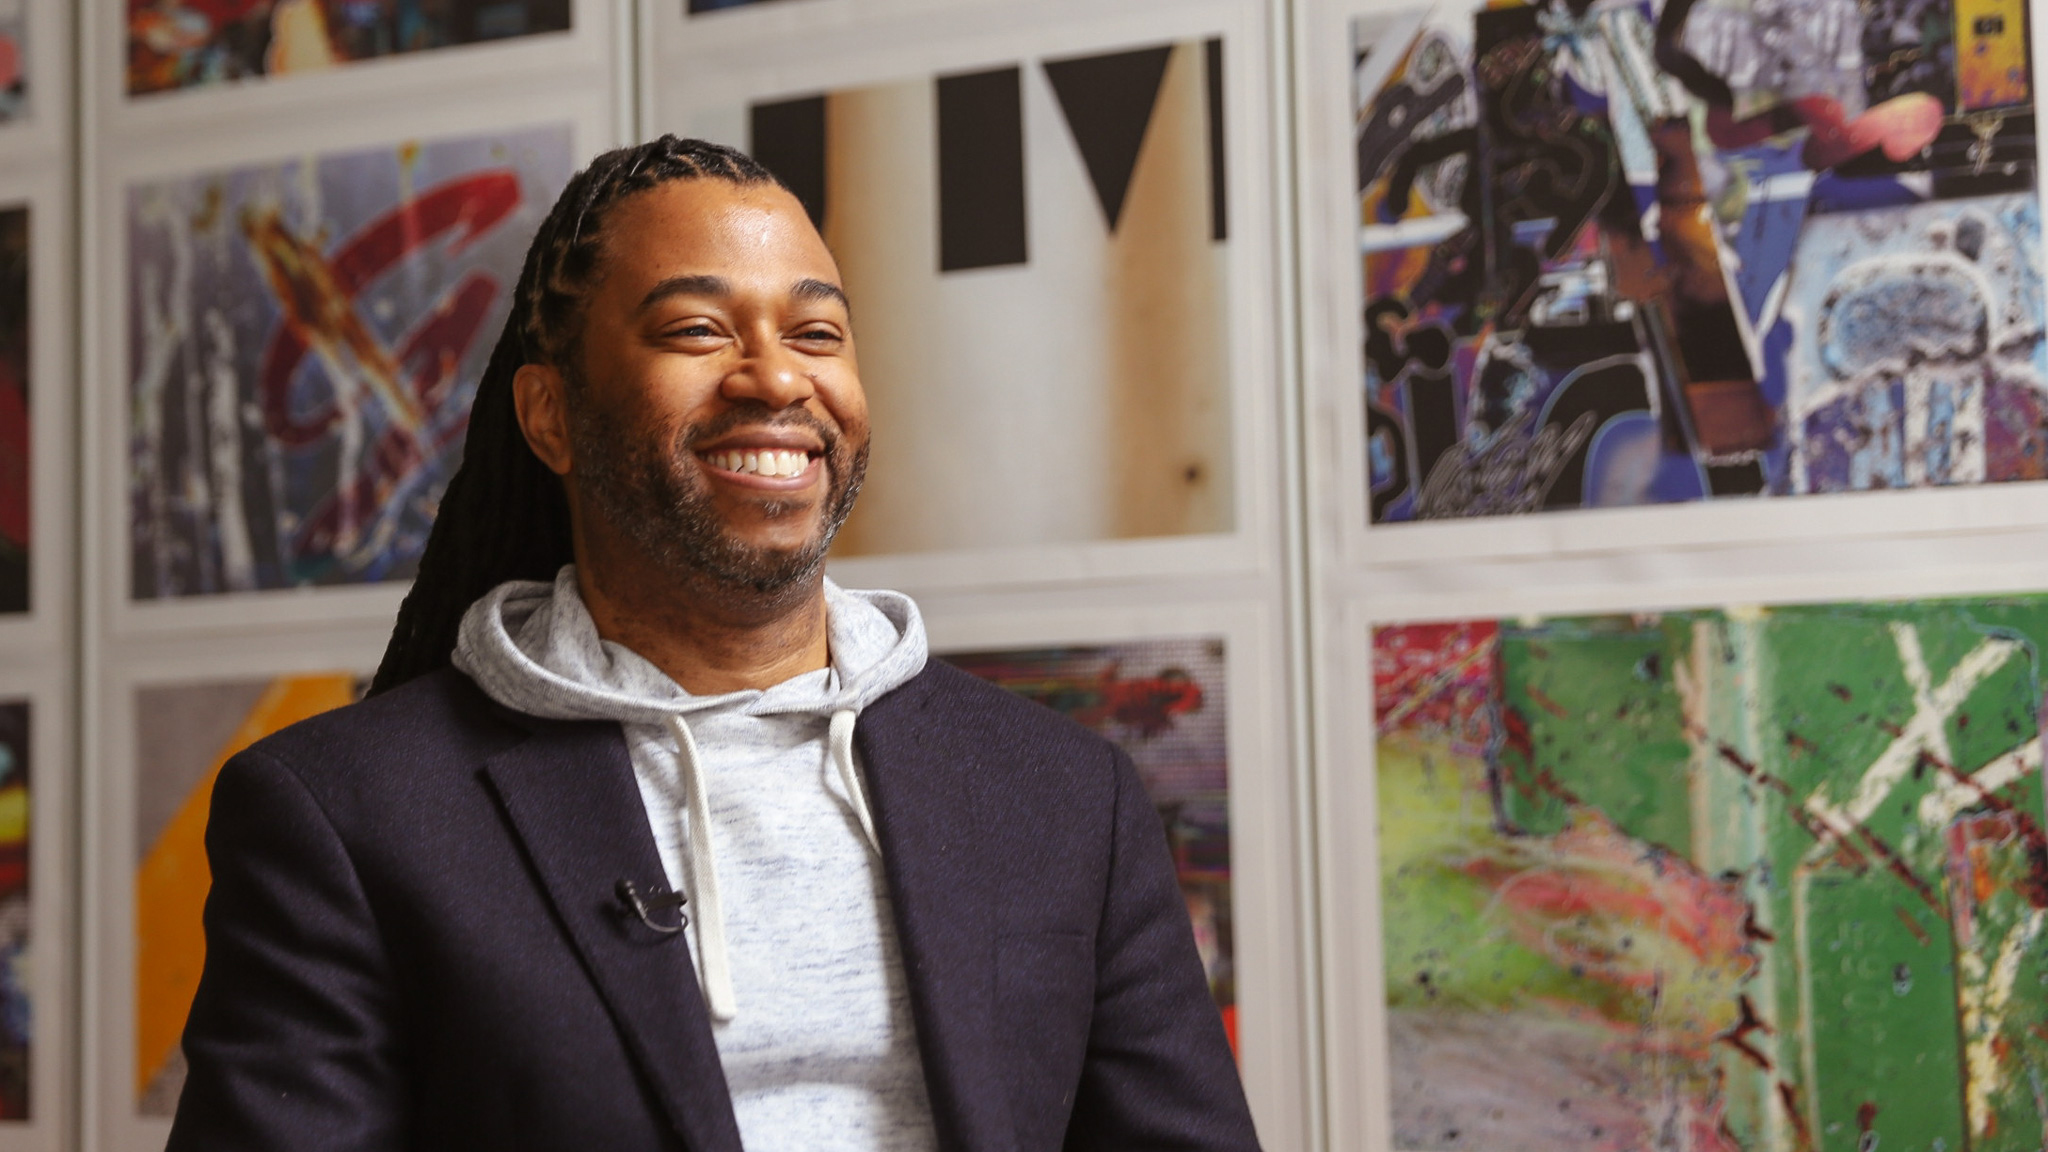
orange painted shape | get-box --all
[133,674,357,1102]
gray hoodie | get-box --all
[452,566,938,1150]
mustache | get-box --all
[681,408,840,453]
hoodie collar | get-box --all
[450,565,928,727]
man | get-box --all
[167,137,1260,1151]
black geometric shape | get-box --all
[1042,44,1174,231]
[936,67,1029,272]
[749,95,829,231]
[1204,37,1227,242]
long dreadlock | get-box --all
[369,136,781,695]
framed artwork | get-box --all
[923,594,1310,1149]
[656,0,1285,593]
[124,0,572,97]
[91,1,613,139]
[0,664,77,1150]
[88,86,613,638]
[0,0,68,154]
[0,169,69,655]
[122,124,573,601]
[1363,592,2048,1152]
[85,632,378,1152]
[1299,0,2048,570]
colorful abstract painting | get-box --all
[734,37,1232,555]
[0,0,23,122]
[0,206,23,613]
[126,126,573,599]
[1355,0,2044,522]
[945,638,1236,1050]
[127,0,571,96]
[1376,598,2048,1150]
[134,673,359,1114]
[0,702,31,1120]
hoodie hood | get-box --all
[451,565,928,725]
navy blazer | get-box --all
[165,661,1261,1151]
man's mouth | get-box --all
[698,448,818,480]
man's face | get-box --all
[557,178,868,593]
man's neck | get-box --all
[573,553,831,696]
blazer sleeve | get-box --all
[1065,744,1262,1151]
[165,748,408,1152]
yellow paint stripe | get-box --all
[134,674,357,1101]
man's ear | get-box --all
[513,363,573,477]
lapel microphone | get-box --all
[615,879,688,935]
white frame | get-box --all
[0,165,69,655]
[81,631,383,1152]
[84,89,618,642]
[0,663,77,1151]
[1296,0,2048,577]
[0,0,70,160]
[656,0,1292,596]
[88,0,613,138]
[919,589,1312,1152]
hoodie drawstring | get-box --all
[666,714,737,1022]
[829,710,881,855]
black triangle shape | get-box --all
[1043,45,1174,232]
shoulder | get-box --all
[881,658,1124,762]
[239,667,525,788]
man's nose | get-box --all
[721,337,815,409]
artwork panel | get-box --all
[125,124,575,601]
[1354,0,2045,526]
[943,638,1236,1047]
[1372,594,2048,1151]
[736,36,1233,557]
[0,1,22,123]
[0,701,31,1121]
[132,673,361,1116]
[126,0,572,96]
[0,204,23,614]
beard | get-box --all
[567,396,867,596]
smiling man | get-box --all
[165,137,1260,1152]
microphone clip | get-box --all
[615,879,688,935]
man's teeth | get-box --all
[709,449,810,478]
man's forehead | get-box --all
[601,181,841,294]
[632,273,849,315]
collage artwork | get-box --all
[126,1,571,95]
[125,125,573,599]
[1356,0,2044,521]
[1376,599,2048,1151]
[943,639,1239,1049]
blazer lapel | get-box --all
[858,670,1009,1152]
[483,720,744,1152]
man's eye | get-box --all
[794,328,841,344]
[669,323,719,339]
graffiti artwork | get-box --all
[126,126,572,599]
[1376,597,2048,1149]
[133,673,358,1114]
[1355,0,2043,522]
[0,206,23,614]
[127,0,572,96]
[945,638,1237,1049]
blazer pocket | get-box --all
[996,931,1095,1149]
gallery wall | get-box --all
[0,0,2044,1148]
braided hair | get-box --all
[369,136,781,695]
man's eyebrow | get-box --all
[636,274,731,314]
[792,278,850,310]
